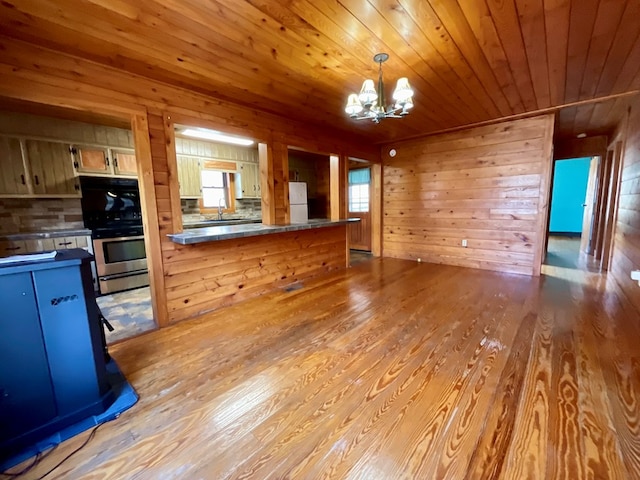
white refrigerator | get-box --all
[289,181,308,224]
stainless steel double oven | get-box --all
[80,177,149,295]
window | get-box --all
[201,170,229,208]
[348,168,370,213]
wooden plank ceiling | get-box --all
[0,0,639,143]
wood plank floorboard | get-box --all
[8,258,640,479]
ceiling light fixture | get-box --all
[345,53,414,123]
[180,128,254,146]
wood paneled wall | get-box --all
[611,102,640,313]
[382,115,554,276]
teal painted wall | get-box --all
[549,157,591,234]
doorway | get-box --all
[545,140,624,273]
[545,157,593,270]
[348,165,372,252]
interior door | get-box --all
[348,167,371,251]
[580,156,599,254]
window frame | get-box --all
[348,167,371,213]
[198,170,236,214]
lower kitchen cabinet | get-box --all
[0,235,92,258]
[0,240,27,257]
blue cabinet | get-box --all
[0,249,114,459]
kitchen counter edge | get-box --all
[167,218,358,245]
[1,229,92,241]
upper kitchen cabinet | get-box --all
[0,136,29,195]
[26,140,79,195]
[112,149,138,176]
[235,162,260,199]
[177,155,202,198]
[71,146,137,177]
[0,137,80,197]
[71,146,110,175]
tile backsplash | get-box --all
[0,198,84,234]
[181,198,262,222]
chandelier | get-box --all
[344,53,414,122]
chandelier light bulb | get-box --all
[392,77,413,102]
[345,94,364,116]
[358,79,378,105]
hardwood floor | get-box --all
[544,235,601,272]
[10,258,640,479]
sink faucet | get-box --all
[217,198,224,220]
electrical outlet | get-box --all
[461,239,468,247]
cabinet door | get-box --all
[25,238,55,253]
[0,240,27,258]
[237,162,259,199]
[112,149,138,176]
[250,163,261,197]
[0,137,29,195]
[245,163,260,198]
[26,140,80,195]
[177,155,202,198]
[0,272,57,442]
[72,146,111,175]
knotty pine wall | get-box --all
[611,101,640,314]
[0,36,376,327]
[382,115,554,276]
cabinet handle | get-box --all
[74,183,80,191]
[20,174,25,185]
[34,175,40,185]
[114,156,119,168]
[106,157,110,166]
[5,246,21,251]
[58,242,73,246]
[73,160,79,169]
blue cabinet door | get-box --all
[0,272,57,442]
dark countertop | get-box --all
[0,229,92,241]
[168,218,358,245]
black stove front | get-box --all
[79,177,148,294]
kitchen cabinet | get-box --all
[25,140,80,196]
[0,138,80,197]
[0,137,29,195]
[71,146,110,175]
[235,162,260,199]
[1,235,91,258]
[112,148,138,176]
[177,155,202,198]
[0,240,27,257]
[71,146,137,177]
